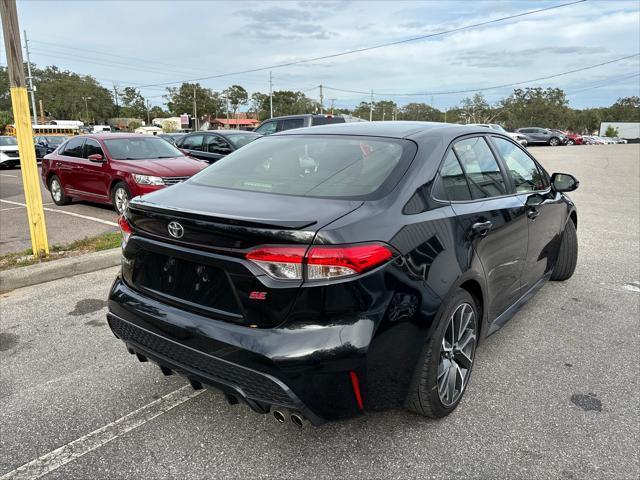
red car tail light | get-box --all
[245,246,307,280]
[245,243,394,281]
[118,215,133,245]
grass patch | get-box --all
[0,231,121,271]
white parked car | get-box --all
[470,124,528,147]
[0,136,20,169]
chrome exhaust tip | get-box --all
[290,414,304,428]
[273,410,286,423]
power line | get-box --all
[322,53,640,97]
[567,72,640,96]
[134,0,586,88]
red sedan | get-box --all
[41,134,208,214]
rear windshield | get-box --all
[190,135,416,199]
[103,137,184,160]
[311,116,345,126]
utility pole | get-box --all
[269,71,273,119]
[38,99,44,124]
[23,29,37,125]
[1,0,49,257]
[82,96,92,124]
[146,100,151,125]
[193,85,197,131]
[112,83,120,117]
[319,84,324,114]
[369,89,374,122]
[329,98,336,115]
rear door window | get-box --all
[61,137,85,158]
[191,135,417,199]
[181,134,204,151]
[453,137,507,199]
[279,118,305,131]
[205,135,233,155]
[439,150,472,201]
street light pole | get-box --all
[82,96,92,124]
[23,29,37,125]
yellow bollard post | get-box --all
[1,0,49,257]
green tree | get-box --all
[458,93,499,124]
[222,85,248,121]
[127,120,142,131]
[604,125,619,137]
[251,90,318,120]
[605,96,640,122]
[164,83,224,118]
[119,87,146,119]
[500,87,570,129]
[400,103,443,121]
[31,65,115,122]
[162,119,179,133]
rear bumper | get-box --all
[108,276,370,424]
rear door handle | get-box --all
[472,221,493,235]
[527,209,540,220]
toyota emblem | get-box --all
[167,221,184,239]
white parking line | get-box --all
[0,200,118,227]
[0,173,17,178]
[0,385,204,480]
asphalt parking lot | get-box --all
[0,145,638,479]
[0,167,118,255]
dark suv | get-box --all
[108,122,579,425]
[516,127,567,146]
[254,114,364,135]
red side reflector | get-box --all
[349,371,364,410]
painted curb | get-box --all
[0,248,121,293]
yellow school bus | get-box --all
[5,124,80,136]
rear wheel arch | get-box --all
[459,279,484,338]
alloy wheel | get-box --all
[550,138,559,146]
[438,303,477,407]
[51,179,62,202]
[114,187,129,214]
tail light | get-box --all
[245,243,394,281]
[118,215,133,246]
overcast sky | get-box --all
[2,0,639,110]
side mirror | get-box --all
[551,172,579,192]
[88,153,105,163]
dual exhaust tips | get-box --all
[273,410,304,428]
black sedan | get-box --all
[175,130,261,163]
[34,135,68,160]
[109,122,579,425]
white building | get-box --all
[134,126,163,135]
[599,122,640,140]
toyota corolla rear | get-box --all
[107,132,419,424]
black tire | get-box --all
[49,175,71,206]
[549,137,560,146]
[405,289,478,418]
[551,219,578,281]
[111,181,131,214]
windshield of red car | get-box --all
[103,137,184,160]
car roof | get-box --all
[274,121,502,140]
[80,133,167,140]
[184,130,260,135]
